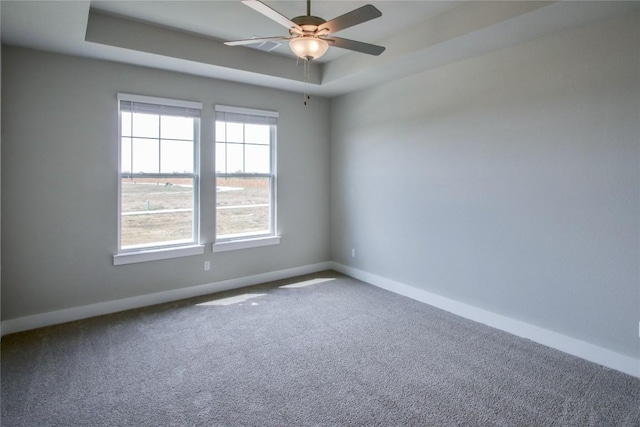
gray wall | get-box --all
[1,47,331,320]
[331,13,640,358]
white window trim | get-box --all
[115,93,203,265]
[117,93,203,110]
[215,104,278,118]
[114,244,205,265]
[212,236,281,253]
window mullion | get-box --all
[157,114,162,174]
[225,121,228,175]
[129,113,134,176]
[270,124,276,235]
[192,118,199,244]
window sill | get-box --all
[212,236,281,253]
[113,244,205,266]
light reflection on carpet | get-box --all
[197,293,266,306]
[279,278,335,289]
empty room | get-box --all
[1,0,639,425]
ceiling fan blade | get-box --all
[318,5,382,34]
[224,36,292,46]
[241,0,301,31]
[326,37,385,56]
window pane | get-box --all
[215,121,226,142]
[245,124,269,145]
[213,108,276,242]
[121,112,132,137]
[132,112,159,138]
[215,142,226,174]
[132,138,159,173]
[119,97,201,252]
[216,176,270,238]
[245,145,270,173]
[161,140,193,173]
[121,138,132,174]
[121,177,194,247]
[226,122,244,143]
[161,116,193,140]
[226,143,244,174]
[216,206,269,238]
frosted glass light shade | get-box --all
[289,37,329,60]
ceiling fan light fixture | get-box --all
[289,37,329,60]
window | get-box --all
[115,94,203,264]
[214,106,278,246]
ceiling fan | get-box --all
[224,0,385,61]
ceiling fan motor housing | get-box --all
[291,15,326,30]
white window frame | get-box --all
[114,93,204,265]
[213,105,280,252]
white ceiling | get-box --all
[90,1,457,62]
[2,1,638,97]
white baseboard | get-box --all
[1,262,332,337]
[4,260,638,379]
[331,262,640,379]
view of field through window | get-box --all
[119,103,198,249]
[121,176,270,246]
[215,112,274,240]
[119,103,275,249]
[216,177,271,238]
[120,177,193,247]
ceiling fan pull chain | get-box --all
[296,56,310,105]
[303,58,310,105]
[296,57,308,105]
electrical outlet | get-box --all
[351,248,356,257]
[204,261,211,271]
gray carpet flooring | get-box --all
[2,271,639,426]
